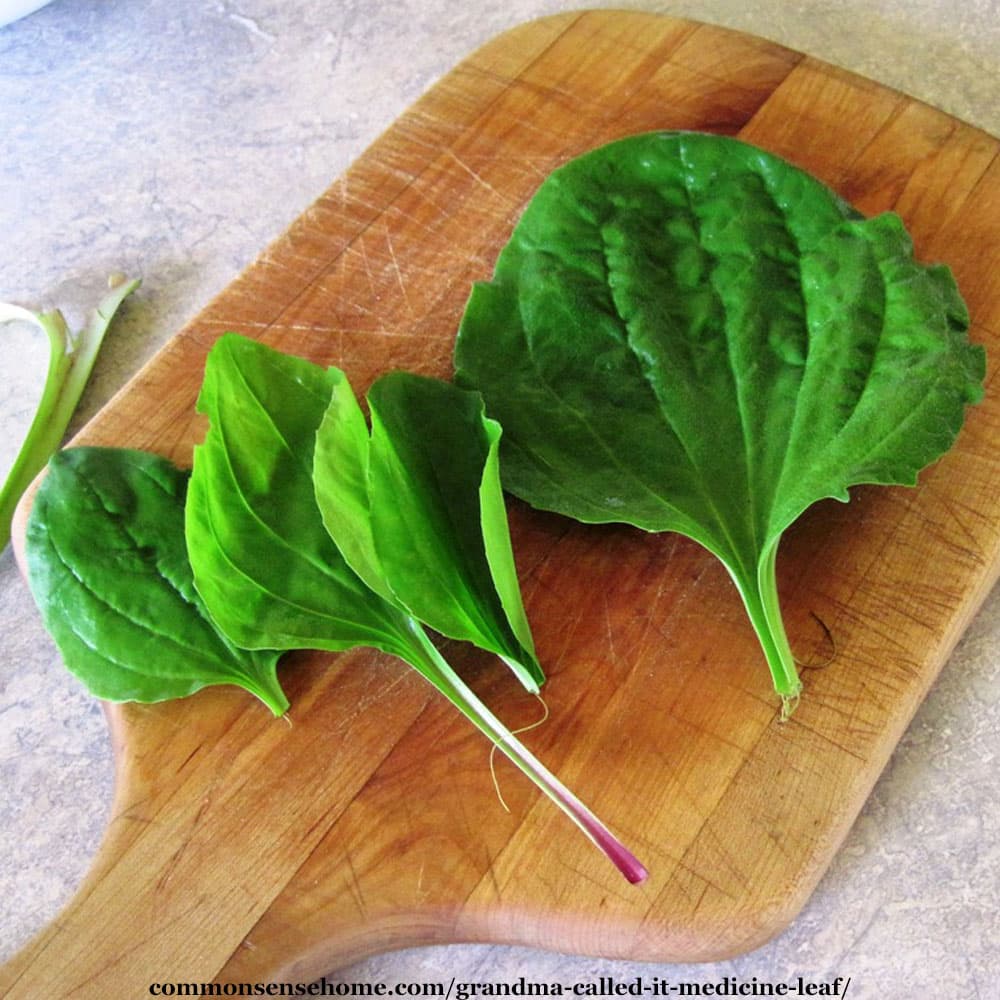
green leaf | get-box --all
[454,131,986,709]
[0,275,139,550]
[187,333,646,883]
[311,367,396,604]
[315,371,542,692]
[25,446,288,714]
[185,333,419,659]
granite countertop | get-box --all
[2,1,998,996]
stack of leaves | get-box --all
[26,333,647,884]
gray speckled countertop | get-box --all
[2,1,999,996]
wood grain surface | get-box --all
[3,9,1000,995]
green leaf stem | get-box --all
[0,276,139,549]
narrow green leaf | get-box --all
[312,367,395,604]
[478,416,539,674]
[25,447,287,714]
[364,373,543,691]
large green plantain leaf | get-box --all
[26,446,288,714]
[454,131,986,710]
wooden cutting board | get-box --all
[4,9,1000,995]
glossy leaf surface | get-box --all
[185,334,420,660]
[186,333,646,882]
[26,446,288,714]
[454,131,986,706]
[315,371,542,691]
